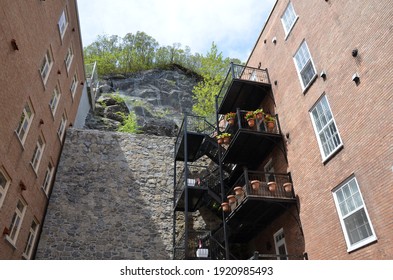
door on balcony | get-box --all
[274,228,288,260]
[264,159,275,183]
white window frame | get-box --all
[309,95,343,162]
[281,2,298,38]
[0,168,11,208]
[70,73,78,99]
[16,101,34,145]
[293,40,317,91]
[23,219,39,259]
[6,199,27,246]
[50,85,61,116]
[42,162,54,196]
[40,49,53,85]
[58,113,67,141]
[332,176,377,252]
[274,228,288,260]
[31,136,45,173]
[58,8,69,39]
[65,44,74,73]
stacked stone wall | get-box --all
[36,129,175,259]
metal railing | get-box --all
[174,114,216,159]
[216,63,270,111]
[226,170,295,203]
[225,110,281,135]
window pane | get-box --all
[344,208,373,245]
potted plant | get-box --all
[221,202,230,212]
[245,111,256,127]
[225,112,236,126]
[221,132,231,144]
[268,181,277,192]
[234,186,244,196]
[265,115,276,132]
[283,182,293,193]
[227,195,236,204]
[216,134,224,144]
[254,108,264,120]
[250,180,261,191]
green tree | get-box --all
[192,42,232,122]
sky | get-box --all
[76,0,276,62]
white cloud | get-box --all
[77,0,276,61]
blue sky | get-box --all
[76,0,276,62]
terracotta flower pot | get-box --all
[256,112,263,120]
[223,136,230,144]
[221,202,230,212]
[227,118,235,126]
[217,138,223,144]
[234,186,244,195]
[250,180,261,191]
[227,195,236,204]
[268,181,277,192]
[248,118,256,128]
[266,121,275,132]
[283,182,293,193]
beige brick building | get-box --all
[0,0,86,259]
[245,0,393,259]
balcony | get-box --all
[223,170,296,242]
[174,165,221,212]
[217,63,271,115]
[220,111,284,166]
[175,115,215,162]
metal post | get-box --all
[183,114,189,259]
[172,159,177,259]
[215,95,230,260]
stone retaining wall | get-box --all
[35,128,175,259]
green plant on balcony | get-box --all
[254,108,264,120]
[225,112,236,126]
[264,115,276,132]
[221,132,231,144]
[244,111,256,128]
[216,134,224,144]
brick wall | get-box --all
[248,0,393,259]
[0,0,85,259]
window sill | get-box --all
[322,144,344,165]
[4,235,17,249]
[14,131,26,151]
[347,236,378,253]
[29,162,39,178]
[302,74,318,95]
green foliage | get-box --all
[117,112,141,134]
[192,42,235,122]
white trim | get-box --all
[58,8,69,40]
[273,228,288,260]
[22,219,39,259]
[309,94,343,162]
[50,85,61,116]
[0,167,11,208]
[16,101,34,145]
[41,162,54,196]
[31,135,45,174]
[293,40,317,91]
[6,199,27,246]
[40,49,53,85]
[57,113,68,142]
[332,176,377,252]
[281,2,298,39]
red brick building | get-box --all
[245,0,392,259]
[0,0,86,259]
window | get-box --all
[310,95,342,161]
[58,113,67,141]
[70,73,78,98]
[50,86,61,115]
[281,2,298,37]
[40,49,53,84]
[31,136,45,173]
[274,228,288,260]
[333,177,377,251]
[23,220,39,259]
[0,168,10,208]
[16,102,34,144]
[6,199,26,245]
[42,162,54,195]
[293,41,317,90]
[58,9,68,39]
[65,45,74,72]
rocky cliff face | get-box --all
[84,65,200,136]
